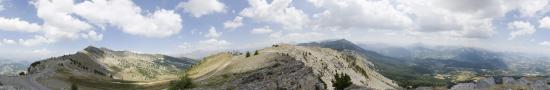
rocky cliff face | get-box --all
[186,44,399,90]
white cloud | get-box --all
[181,26,231,55]
[178,42,191,49]
[514,0,549,17]
[204,26,222,38]
[177,0,225,18]
[540,41,550,46]
[307,0,550,39]
[2,39,15,45]
[81,30,103,41]
[539,16,550,29]
[13,0,94,46]
[0,0,184,46]
[223,16,243,30]
[240,0,309,30]
[0,17,41,32]
[397,0,501,38]
[31,48,50,56]
[199,38,230,46]
[508,21,536,40]
[178,38,231,53]
[251,26,273,34]
[269,31,330,43]
[310,0,412,30]
[74,0,182,38]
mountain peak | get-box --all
[329,39,352,43]
[84,46,100,51]
[82,46,113,55]
[300,39,363,52]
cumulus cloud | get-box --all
[177,0,225,17]
[397,0,502,38]
[74,0,182,38]
[2,39,15,45]
[0,18,41,32]
[514,0,549,17]
[508,21,536,40]
[199,38,230,47]
[31,48,51,56]
[540,41,550,46]
[310,0,412,30]
[180,26,232,54]
[269,31,330,43]
[14,0,94,46]
[251,26,273,34]
[204,27,222,38]
[240,0,309,30]
[0,0,183,46]
[224,16,243,30]
[539,16,550,29]
[178,38,231,57]
[81,30,103,41]
[306,0,549,39]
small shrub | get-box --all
[332,73,352,90]
[245,51,251,57]
[71,83,78,90]
[254,50,259,55]
[169,75,194,90]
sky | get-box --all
[0,0,550,60]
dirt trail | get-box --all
[194,62,231,81]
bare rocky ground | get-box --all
[186,44,400,90]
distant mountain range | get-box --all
[299,39,550,88]
[0,44,403,90]
[360,42,550,76]
[1,39,550,90]
[0,60,29,76]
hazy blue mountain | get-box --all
[299,39,447,88]
[297,39,547,88]
[358,43,550,76]
[0,60,30,76]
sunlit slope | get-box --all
[186,44,399,90]
[1,46,196,90]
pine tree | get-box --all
[254,50,259,55]
[332,73,352,90]
[245,51,250,57]
[71,83,78,90]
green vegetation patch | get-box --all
[169,75,194,90]
[332,73,352,90]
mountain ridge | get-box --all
[183,44,400,90]
[1,46,197,90]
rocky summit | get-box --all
[184,44,400,90]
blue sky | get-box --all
[0,0,550,60]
